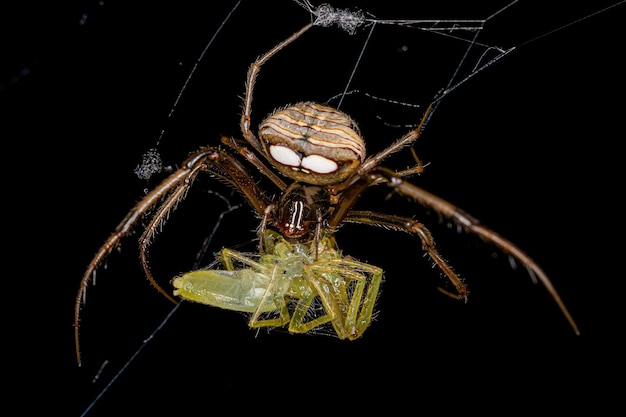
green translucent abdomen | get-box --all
[172,269,277,313]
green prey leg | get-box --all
[340,259,383,339]
[248,264,291,328]
[287,277,336,334]
[307,259,383,340]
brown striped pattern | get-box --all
[259,101,366,185]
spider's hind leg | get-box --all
[366,167,580,334]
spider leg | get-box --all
[344,210,468,301]
[220,136,287,190]
[358,104,434,176]
[240,23,313,152]
[74,149,214,365]
[364,167,580,334]
[75,146,276,365]
[137,177,202,304]
[395,147,427,179]
[136,145,279,296]
[329,166,579,334]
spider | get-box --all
[75,9,579,366]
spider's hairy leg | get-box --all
[136,175,205,307]
[395,147,427,178]
[240,23,313,151]
[75,145,275,366]
[344,211,468,301]
[372,167,580,335]
[134,144,277,298]
[220,136,287,190]
[358,104,434,176]
[74,150,213,365]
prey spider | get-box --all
[75,7,580,365]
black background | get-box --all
[2,0,624,415]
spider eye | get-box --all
[269,146,339,175]
[259,101,365,185]
[269,145,302,168]
[301,154,338,174]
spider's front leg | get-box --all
[240,23,313,152]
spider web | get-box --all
[72,1,624,415]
